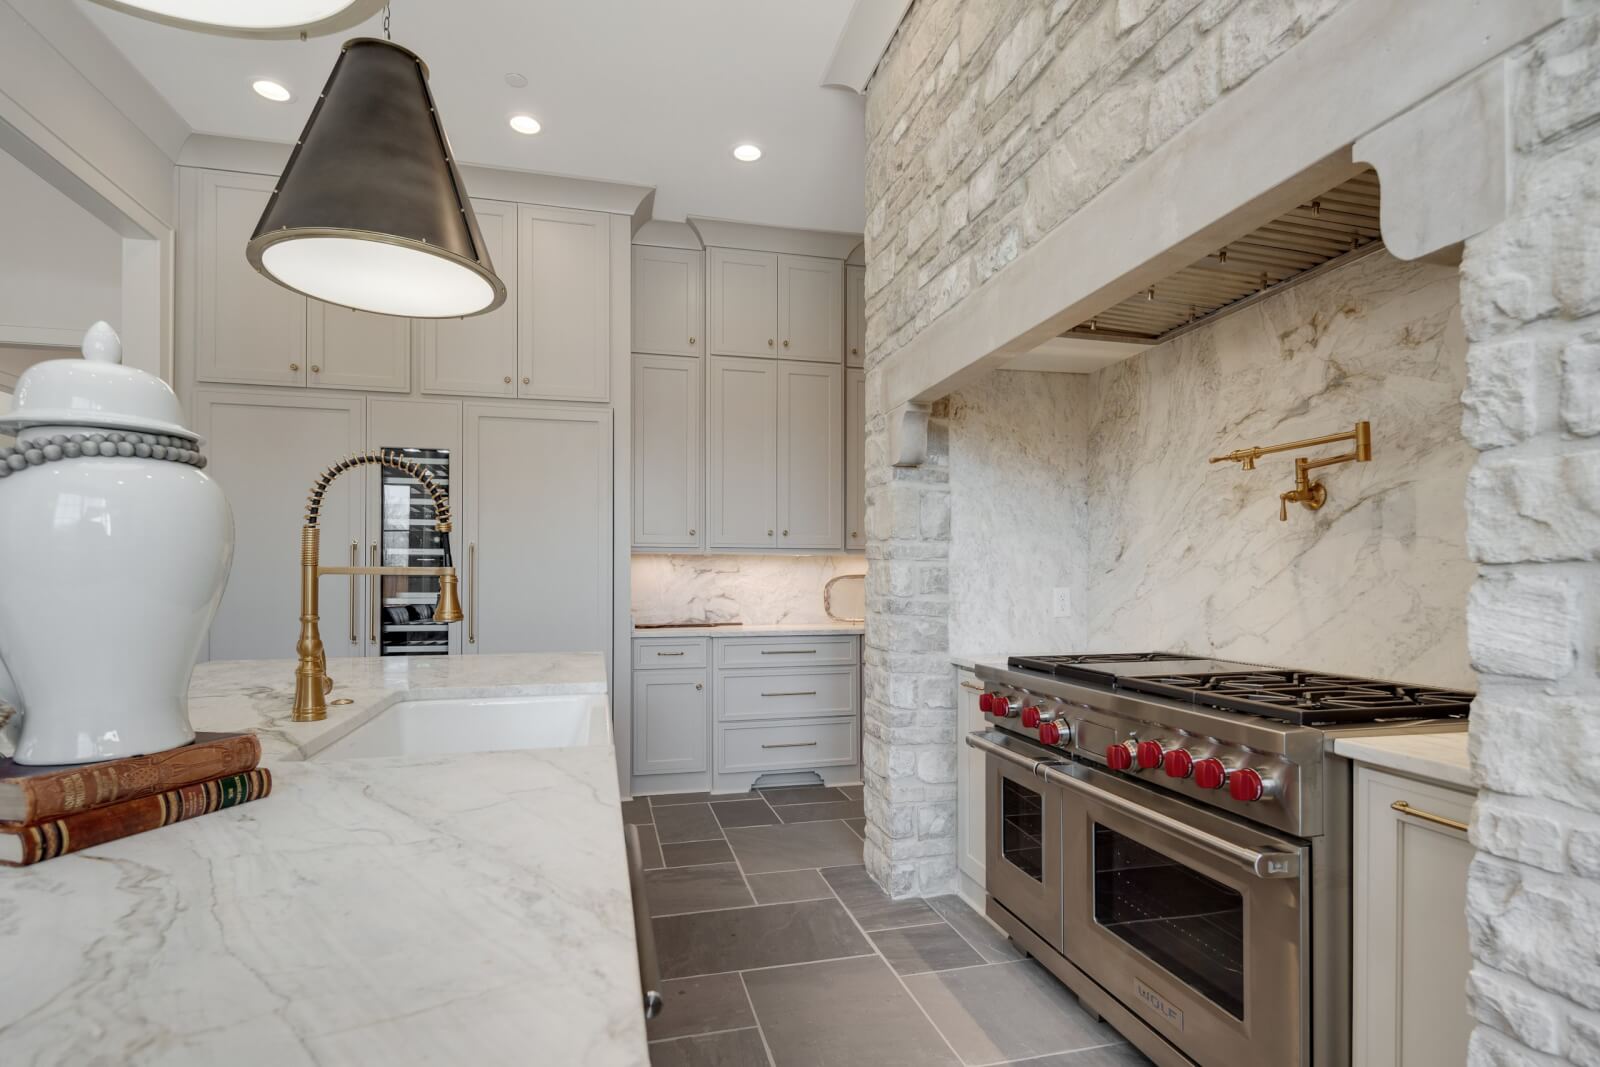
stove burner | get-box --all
[1120,669,1474,725]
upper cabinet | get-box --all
[518,204,611,402]
[846,367,866,551]
[421,198,519,398]
[707,356,779,549]
[194,170,307,388]
[846,264,866,368]
[707,248,778,358]
[776,361,843,549]
[308,304,412,392]
[707,248,844,364]
[777,255,843,363]
[633,246,704,357]
[632,353,702,551]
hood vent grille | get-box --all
[1062,170,1382,344]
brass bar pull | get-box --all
[761,741,818,749]
[960,681,985,692]
[656,651,686,657]
[369,543,378,645]
[762,690,817,697]
[1390,801,1468,834]
[468,542,477,645]
[761,649,817,655]
[348,542,358,644]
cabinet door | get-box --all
[632,668,709,775]
[366,397,464,656]
[845,367,866,550]
[706,356,777,549]
[462,403,612,660]
[1353,767,1475,1067]
[777,254,843,364]
[707,248,778,358]
[777,360,844,550]
[421,198,518,398]
[845,263,866,367]
[518,204,611,401]
[194,390,365,661]
[957,670,987,891]
[632,354,702,550]
[308,303,412,392]
[633,246,704,357]
[194,171,307,387]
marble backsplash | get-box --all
[944,248,1475,689]
[631,554,867,626]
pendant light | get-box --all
[246,26,506,318]
[85,0,384,37]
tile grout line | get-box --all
[646,1023,762,1047]
[737,970,779,1067]
[662,948,881,984]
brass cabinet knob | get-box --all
[851,531,858,538]
[290,362,300,372]
[522,377,530,385]
[689,337,696,345]
[767,339,774,347]
[851,347,859,355]
[782,529,789,536]
[503,376,512,384]
[695,683,703,691]
[310,365,321,374]
[689,528,696,536]
[783,340,790,348]
[767,529,774,536]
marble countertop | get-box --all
[0,653,649,1067]
[633,621,864,638]
[950,652,1010,672]
[1332,730,1474,790]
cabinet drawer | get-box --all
[633,638,709,669]
[718,718,857,773]
[716,635,856,667]
[718,666,857,722]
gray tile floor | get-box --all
[629,785,1151,1067]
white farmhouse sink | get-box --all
[313,693,611,761]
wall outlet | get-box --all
[1051,587,1072,618]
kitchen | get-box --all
[0,1,1596,1066]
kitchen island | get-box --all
[0,654,649,1067]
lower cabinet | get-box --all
[955,668,988,902]
[633,633,861,796]
[1352,765,1475,1067]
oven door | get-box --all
[1051,761,1309,1067]
[974,732,1065,953]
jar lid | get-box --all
[0,322,199,443]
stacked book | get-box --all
[0,732,271,867]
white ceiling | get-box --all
[77,0,868,232]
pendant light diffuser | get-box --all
[247,38,506,319]
[86,0,384,37]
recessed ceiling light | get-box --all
[252,79,292,102]
[732,143,763,163]
[509,114,542,135]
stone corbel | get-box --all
[888,401,931,467]
[1354,60,1511,262]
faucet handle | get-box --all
[1279,492,1292,522]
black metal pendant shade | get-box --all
[247,37,506,319]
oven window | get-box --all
[1000,778,1045,882]
[1093,823,1245,1019]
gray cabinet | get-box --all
[845,367,866,550]
[632,246,703,357]
[845,263,865,368]
[421,197,519,398]
[777,361,843,549]
[632,353,702,550]
[777,254,843,363]
[707,247,778,358]
[309,303,412,392]
[518,204,612,402]
[707,356,778,549]
[632,668,710,776]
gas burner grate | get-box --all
[1007,652,1207,681]
[1120,670,1474,725]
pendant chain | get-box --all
[383,4,391,40]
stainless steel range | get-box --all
[964,652,1471,1067]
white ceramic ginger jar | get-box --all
[0,322,234,765]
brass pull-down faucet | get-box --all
[293,450,463,721]
[1209,421,1372,521]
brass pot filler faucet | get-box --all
[293,450,463,721]
[1209,420,1372,520]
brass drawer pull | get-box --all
[761,649,816,655]
[656,651,685,657]
[761,741,818,749]
[762,690,817,698]
[1390,801,1468,833]
[959,681,984,691]
[348,541,358,644]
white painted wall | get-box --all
[0,148,122,346]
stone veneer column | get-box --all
[861,384,957,898]
[1457,9,1600,1064]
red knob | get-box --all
[1136,740,1166,770]
[978,692,994,713]
[1021,705,1041,728]
[1105,742,1135,771]
[1193,758,1227,790]
[993,697,1014,718]
[1163,749,1194,779]
[1229,768,1266,803]
[1038,721,1061,745]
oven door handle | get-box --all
[1039,763,1303,880]
[965,730,1061,777]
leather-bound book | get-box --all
[0,768,272,867]
[0,732,261,824]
